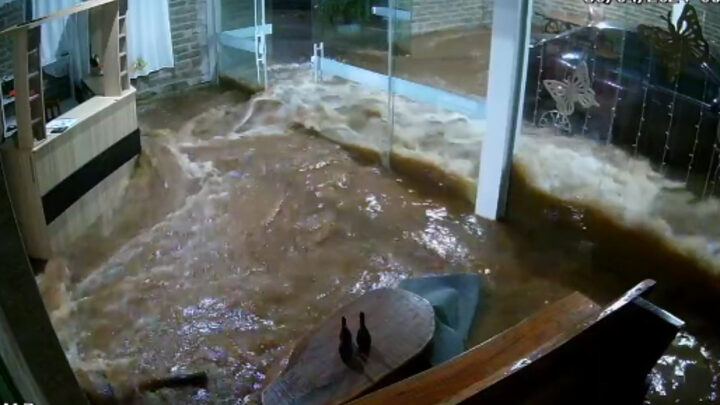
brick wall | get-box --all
[532,0,720,59]
[410,0,492,35]
[0,0,25,78]
[409,0,719,58]
[133,0,210,98]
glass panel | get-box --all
[274,0,392,160]
[313,0,389,74]
[514,2,720,403]
[218,0,269,89]
[270,0,312,64]
[390,0,493,202]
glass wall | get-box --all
[516,1,720,273]
[304,0,393,159]
[218,0,495,203]
[217,0,270,89]
[512,2,720,403]
[390,0,493,201]
[253,0,494,201]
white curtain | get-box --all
[33,0,89,82]
[33,0,174,81]
[127,0,174,79]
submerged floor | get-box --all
[37,85,720,404]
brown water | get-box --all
[37,88,719,404]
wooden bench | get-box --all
[348,280,683,405]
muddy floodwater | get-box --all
[36,86,720,404]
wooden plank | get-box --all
[0,149,52,259]
[28,27,46,141]
[262,289,435,405]
[348,292,601,405]
[0,0,118,36]
[99,1,122,96]
[12,29,33,149]
[593,279,655,321]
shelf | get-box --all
[32,117,43,125]
[28,71,40,80]
[29,94,40,103]
[3,96,14,106]
[5,114,17,128]
[28,48,38,56]
[3,128,17,139]
[120,51,127,58]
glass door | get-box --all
[390,0,493,203]
[308,0,493,178]
[309,0,392,163]
[217,0,271,90]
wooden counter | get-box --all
[1,89,139,259]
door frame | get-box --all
[0,159,89,405]
[475,0,533,220]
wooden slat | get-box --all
[100,1,122,96]
[348,292,601,405]
[593,279,654,322]
[0,0,118,36]
[0,149,51,259]
[263,289,436,405]
[12,29,33,149]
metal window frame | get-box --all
[475,0,533,219]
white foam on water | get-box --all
[36,63,720,400]
[516,128,720,272]
[264,64,720,274]
[267,65,486,181]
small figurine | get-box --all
[339,316,354,363]
[356,312,372,358]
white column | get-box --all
[475,0,533,220]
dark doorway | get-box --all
[270,0,313,64]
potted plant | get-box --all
[132,57,148,76]
[317,0,367,34]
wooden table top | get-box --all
[262,288,435,405]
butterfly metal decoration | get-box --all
[543,61,600,116]
[539,62,599,135]
[637,4,709,82]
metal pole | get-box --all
[475,0,533,220]
[384,0,395,169]
[261,0,268,87]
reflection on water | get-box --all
[646,332,720,404]
[36,84,720,404]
